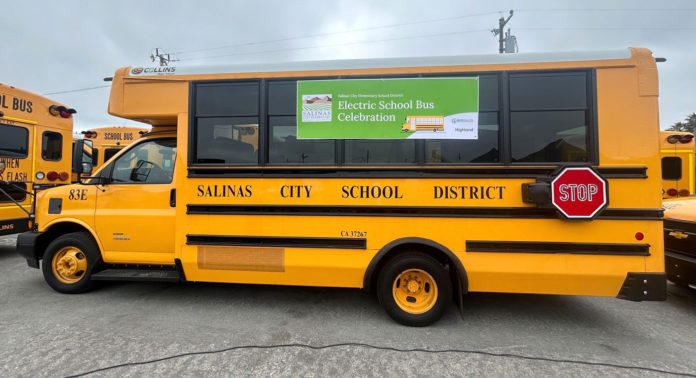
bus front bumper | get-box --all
[617,272,666,301]
[16,231,42,269]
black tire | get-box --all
[41,232,102,294]
[376,252,452,327]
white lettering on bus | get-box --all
[558,184,598,202]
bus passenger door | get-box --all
[0,122,34,235]
[94,138,177,264]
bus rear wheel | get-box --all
[41,232,101,294]
[377,252,452,326]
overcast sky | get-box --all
[1,0,694,132]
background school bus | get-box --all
[659,130,694,199]
[80,126,150,171]
[0,83,75,236]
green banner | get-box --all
[297,78,479,139]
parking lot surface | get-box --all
[1,234,695,377]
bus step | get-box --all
[91,268,181,282]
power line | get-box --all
[179,24,695,62]
[179,29,489,61]
[518,27,696,31]
[173,11,502,56]
[174,8,696,57]
[518,8,696,12]
[42,85,110,96]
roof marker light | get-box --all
[667,135,680,144]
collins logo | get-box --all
[130,66,176,75]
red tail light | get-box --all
[679,189,690,197]
[680,135,694,143]
[58,171,70,181]
[635,232,644,241]
[46,171,58,181]
[667,188,678,196]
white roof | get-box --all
[130,49,634,77]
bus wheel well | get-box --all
[35,223,95,261]
[364,239,468,296]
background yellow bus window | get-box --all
[0,124,29,158]
[41,131,63,161]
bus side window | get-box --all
[267,81,335,164]
[41,131,63,161]
[510,72,589,163]
[194,82,260,165]
[345,140,416,164]
[0,124,29,158]
[111,139,176,184]
[0,182,27,202]
[103,148,120,163]
[662,157,682,180]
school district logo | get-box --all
[301,94,332,122]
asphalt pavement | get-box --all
[0,234,695,377]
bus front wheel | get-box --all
[41,232,102,294]
[376,251,452,326]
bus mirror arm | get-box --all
[77,175,108,186]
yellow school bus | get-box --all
[0,83,76,236]
[660,130,694,198]
[402,116,445,132]
[81,126,149,171]
[663,198,696,288]
[18,48,666,326]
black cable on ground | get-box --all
[65,342,696,377]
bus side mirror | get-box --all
[72,139,94,176]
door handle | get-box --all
[169,188,176,207]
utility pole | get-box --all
[491,10,514,54]
[149,48,179,66]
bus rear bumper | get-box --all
[616,272,666,301]
[16,231,42,269]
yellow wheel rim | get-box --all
[51,246,88,284]
[392,268,438,314]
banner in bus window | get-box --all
[297,78,479,139]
